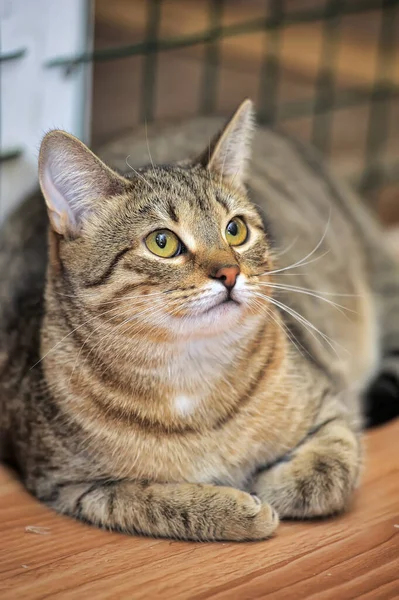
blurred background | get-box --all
[1,0,399,239]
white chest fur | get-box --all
[172,394,199,416]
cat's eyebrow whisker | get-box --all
[228,166,241,192]
[144,119,155,170]
[219,141,229,189]
[126,155,162,203]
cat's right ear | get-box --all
[197,99,255,191]
[39,131,128,237]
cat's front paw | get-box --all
[252,450,357,519]
[213,487,279,541]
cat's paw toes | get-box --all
[221,489,279,541]
[250,503,279,538]
[253,454,355,519]
[250,492,262,505]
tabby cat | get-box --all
[0,100,398,541]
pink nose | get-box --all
[211,265,240,289]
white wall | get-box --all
[0,0,92,222]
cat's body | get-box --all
[0,101,398,541]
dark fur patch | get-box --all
[84,246,132,287]
[364,368,399,427]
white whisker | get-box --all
[126,155,162,204]
[251,290,347,359]
[70,300,169,380]
[144,119,155,170]
[256,282,356,317]
[261,209,332,278]
[250,297,307,359]
[32,287,170,369]
[274,236,299,259]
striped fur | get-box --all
[0,100,398,541]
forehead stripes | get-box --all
[127,166,236,222]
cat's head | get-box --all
[39,100,272,340]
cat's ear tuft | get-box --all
[39,131,128,237]
[198,98,255,190]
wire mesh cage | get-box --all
[87,0,399,223]
[2,0,399,224]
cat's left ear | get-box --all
[39,130,128,237]
[198,98,255,190]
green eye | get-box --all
[226,217,248,246]
[145,229,182,258]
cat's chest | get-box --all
[89,370,313,488]
[171,393,201,417]
[93,402,309,488]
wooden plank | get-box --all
[0,421,398,599]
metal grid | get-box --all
[3,0,399,209]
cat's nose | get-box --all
[211,265,240,289]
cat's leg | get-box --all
[34,479,278,541]
[252,417,361,518]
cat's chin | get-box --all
[167,299,248,339]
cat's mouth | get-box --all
[200,296,241,316]
[166,291,247,337]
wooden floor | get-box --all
[0,421,398,600]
